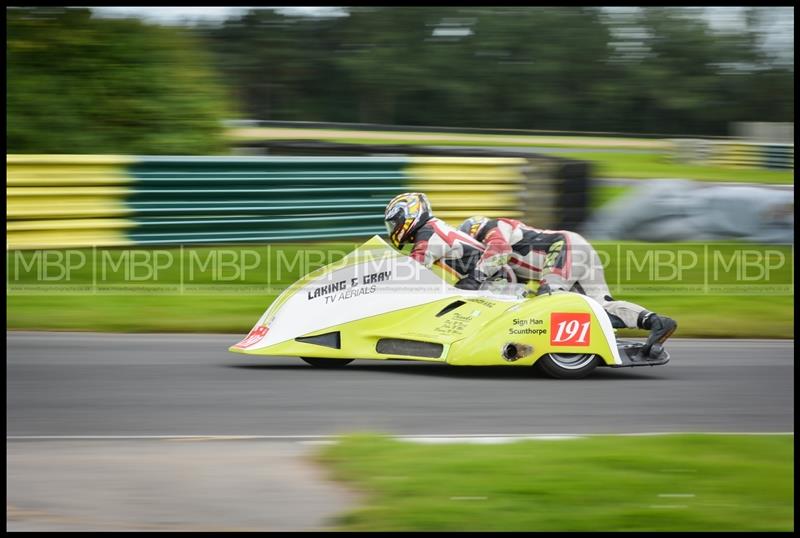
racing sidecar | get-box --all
[229,236,670,378]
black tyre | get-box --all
[535,353,599,379]
[301,357,354,368]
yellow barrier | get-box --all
[6,155,135,249]
[406,157,528,225]
[6,154,558,249]
[709,143,761,168]
[7,219,135,249]
[7,155,135,186]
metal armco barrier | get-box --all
[7,155,532,249]
[670,139,794,170]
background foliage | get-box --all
[7,7,795,155]
[7,7,233,154]
[203,6,793,134]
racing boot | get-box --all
[638,311,677,358]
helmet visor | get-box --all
[384,219,396,239]
[384,214,405,248]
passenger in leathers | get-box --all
[459,216,677,358]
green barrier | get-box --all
[674,141,794,170]
[125,157,409,245]
[763,145,794,170]
[7,155,531,249]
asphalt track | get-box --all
[7,332,794,436]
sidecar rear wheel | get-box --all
[301,357,354,368]
[535,353,599,379]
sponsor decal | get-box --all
[466,298,496,308]
[434,312,473,336]
[307,271,391,302]
[550,312,591,346]
[508,317,547,336]
[234,325,269,348]
[308,279,348,300]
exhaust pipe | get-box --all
[502,342,533,362]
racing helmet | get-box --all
[384,192,433,248]
[459,215,490,240]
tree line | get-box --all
[7,7,794,153]
[7,7,231,154]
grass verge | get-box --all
[228,127,669,149]
[229,128,794,184]
[6,291,793,338]
[6,243,793,337]
[590,183,634,210]
[560,151,794,185]
[316,433,794,532]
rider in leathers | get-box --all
[459,216,677,359]
[383,193,508,286]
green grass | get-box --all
[6,243,793,337]
[6,294,271,333]
[332,142,794,184]
[236,127,794,184]
[240,127,794,184]
[7,290,793,338]
[325,141,793,184]
[559,151,794,184]
[611,294,793,339]
[317,434,794,532]
[590,184,634,210]
[228,127,668,150]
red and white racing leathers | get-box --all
[409,218,507,280]
[475,218,649,329]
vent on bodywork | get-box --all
[376,338,443,358]
[295,331,341,349]
[436,300,466,317]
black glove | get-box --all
[536,282,553,296]
[455,275,482,290]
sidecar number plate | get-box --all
[550,313,591,346]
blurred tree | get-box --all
[590,6,793,134]
[14,7,790,140]
[202,7,792,134]
[7,7,234,154]
[334,7,444,124]
[200,6,794,134]
[461,7,615,130]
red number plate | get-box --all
[550,313,591,346]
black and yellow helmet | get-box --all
[384,192,433,248]
[458,215,490,240]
